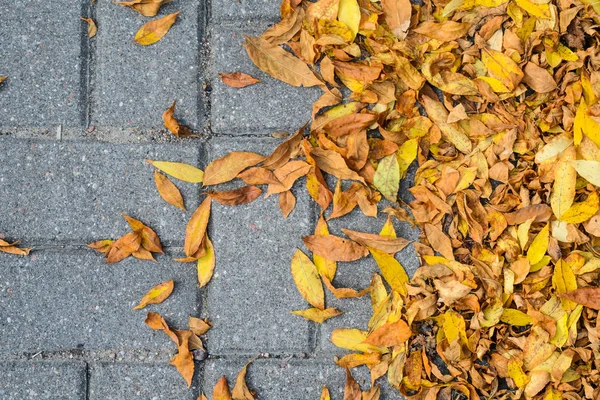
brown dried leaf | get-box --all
[213,376,232,400]
[303,234,369,261]
[219,72,260,88]
[559,288,600,310]
[114,0,172,17]
[134,11,180,46]
[279,190,296,218]
[209,186,262,206]
[154,171,185,210]
[184,197,212,257]
[189,316,212,336]
[163,100,194,137]
[232,362,256,400]
[522,62,557,93]
[81,17,97,38]
[203,152,265,186]
[381,0,412,40]
[341,228,410,254]
[133,280,174,310]
[106,232,141,263]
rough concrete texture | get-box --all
[210,27,322,134]
[205,137,314,354]
[0,139,201,244]
[211,0,281,22]
[203,358,406,399]
[89,362,199,399]
[0,250,198,353]
[93,0,200,128]
[0,0,83,129]
[0,361,86,399]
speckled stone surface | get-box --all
[210,27,322,135]
[211,0,281,22]
[0,250,198,353]
[0,361,86,399]
[89,363,199,400]
[0,0,84,129]
[92,0,200,128]
[0,139,202,244]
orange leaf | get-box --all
[341,228,410,254]
[184,197,212,257]
[213,376,232,400]
[162,100,194,137]
[279,190,296,218]
[105,232,141,263]
[115,0,172,17]
[133,280,174,310]
[203,152,265,186]
[219,72,260,88]
[232,361,256,399]
[209,186,262,206]
[80,17,97,38]
[363,319,411,347]
[189,316,212,335]
[154,171,186,210]
[169,330,194,387]
[303,234,368,261]
[134,11,180,45]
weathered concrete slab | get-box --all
[205,137,314,354]
[0,0,84,129]
[93,1,200,128]
[89,362,198,399]
[203,358,405,399]
[0,250,198,353]
[0,139,201,244]
[210,27,321,135]
[0,361,86,399]
[211,0,280,22]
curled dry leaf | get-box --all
[208,186,262,206]
[303,234,368,262]
[189,316,212,336]
[163,100,194,137]
[134,11,180,46]
[81,17,97,38]
[380,0,412,40]
[154,171,185,210]
[146,159,204,183]
[203,152,265,186]
[340,228,409,254]
[0,76,6,85]
[291,307,342,323]
[213,376,232,400]
[114,0,172,17]
[184,197,212,257]
[197,234,215,287]
[231,361,256,400]
[133,280,174,310]
[218,72,260,88]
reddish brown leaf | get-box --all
[219,72,260,88]
[303,234,368,261]
[209,186,262,206]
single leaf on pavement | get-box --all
[197,234,215,287]
[115,0,172,16]
[219,72,260,88]
[146,160,204,183]
[203,152,265,186]
[184,197,212,257]
[291,307,342,323]
[243,35,322,87]
[81,17,97,38]
[0,76,6,84]
[303,234,368,261]
[209,186,262,206]
[320,386,331,400]
[163,100,194,137]
[343,368,361,399]
[291,249,325,310]
[133,280,174,310]
[213,376,232,400]
[232,362,256,400]
[134,11,180,45]
[0,238,32,256]
[154,171,186,210]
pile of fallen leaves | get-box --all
[7,0,600,398]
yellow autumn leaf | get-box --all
[527,223,549,265]
[133,280,174,310]
[81,17,97,38]
[134,11,180,46]
[197,235,215,287]
[338,0,360,40]
[330,328,387,353]
[508,358,530,388]
[313,214,336,281]
[146,160,204,183]
[291,307,342,323]
[373,154,399,203]
[368,247,408,296]
[574,100,600,147]
[560,191,599,224]
[550,150,577,219]
[515,0,550,18]
[481,49,524,91]
[291,249,325,310]
[397,138,418,179]
[553,260,578,311]
[500,308,533,326]
[571,160,600,187]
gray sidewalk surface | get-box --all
[0,0,416,398]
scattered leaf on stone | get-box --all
[196,234,215,287]
[154,171,185,210]
[291,307,342,323]
[203,152,265,186]
[213,376,232,400]
[302,234,368,262]
[0,76,6,85]
[146,159,204,183]
[0,238,31,256]
[134,11,180,45]
[133,280,174,310]
[231,361,256,400]
[163,100,194,137]
[208,186,262,206]
[189,316,212,336]
[218,72,260,88]
[115,0,172,17]
[291,248,325,310]
[80,17,97,38]
[184,197,212,258]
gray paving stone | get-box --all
[89,362,198,399]
[316,198,420,355]
[0,0,83,129]
[93,0,200,128]
[210,27,322,134]
[203,358,405,399]
[206,137,314,354]
[0,250,198,353]
[211,0,280,22]
[0,139,201,244]
[0,361,86,399]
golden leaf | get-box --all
[133,280,174,310]
[154,171,185,210]
[203,152,265,186]
[80,17,97,38]
[291,249,325,310]
[134,11,180,46]
[219,72,260,88]
[146,160,204,183]
[291,307,342,323]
